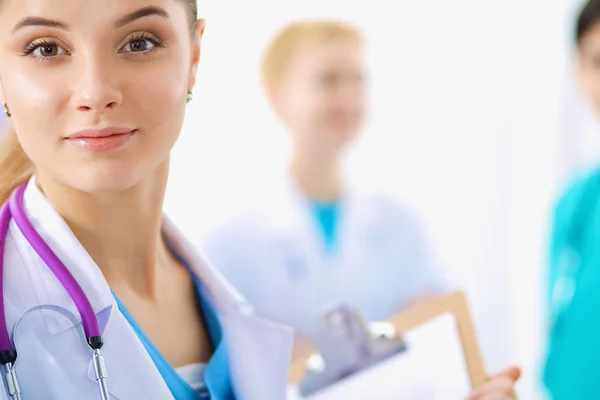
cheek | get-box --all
[586,81,600,115]
[580,71,600,100]
[3,57,189,168]
[301,89,328,120]
[2,70,70,167]
[4,67,70,139]
[127,68,186,139]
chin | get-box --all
[58,165,149,195]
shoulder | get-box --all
[546,166,600,278]
[351,189,427,231]
[199,199,286,272]
[202,179,301,248]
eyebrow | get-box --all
[12,6,170,33]
[13,17,68,32]
[115,6,170,28]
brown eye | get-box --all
[122,37,160,54]
[39,45,58,57]
[27,42,66,58]
[129,39,149,52]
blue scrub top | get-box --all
[544,166,600,399]
[114,272,234,399]
[308,200,341,252]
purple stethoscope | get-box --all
[0,183,109,400]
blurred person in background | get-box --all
[203,19,520,399]
[204,18,447,348]
[544,1,600,398]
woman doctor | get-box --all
[203,19,519,400]
[0,0,294,399]
[543,0,600,398]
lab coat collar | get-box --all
[19,177,293,400]
[18,178,173,399]
[267,173,362,253]
[87,216,295,400]
[162,217,250,315]
[20,176,115,333]
[21,176,250,330]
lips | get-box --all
[64,128,137,152]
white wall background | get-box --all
[164,1,579,398]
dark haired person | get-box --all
[543,1,600,398]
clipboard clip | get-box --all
[298,303,408,397]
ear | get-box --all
[188,19,206,92]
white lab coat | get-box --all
[203,178,449,339]
[0,177,293,400]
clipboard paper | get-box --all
[288,291,487,389]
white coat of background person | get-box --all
[0,1,292,399]
[203,19,449,346]
[202,20,520,400]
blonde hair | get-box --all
[0,123,34,204]
[260,19,363,89]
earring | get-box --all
[186,90,193,103]
[3,102,10,118]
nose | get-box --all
[71,56,123,113]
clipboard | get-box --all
[288,291,487,396]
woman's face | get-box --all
[578,21,600,115]
[272,38,366,159]
[0,0,203,193]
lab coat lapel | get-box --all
[163,218,294,400]
[284,178,323,249]
[86,306,174,400]
[17,178,293,400]
[219,310,294,400]
[14,178,172,399]
[266,177,324,278]
[17,177,115,334]
[335,186,362,262]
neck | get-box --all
[36,159,171,299]
[290,148,343,201]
